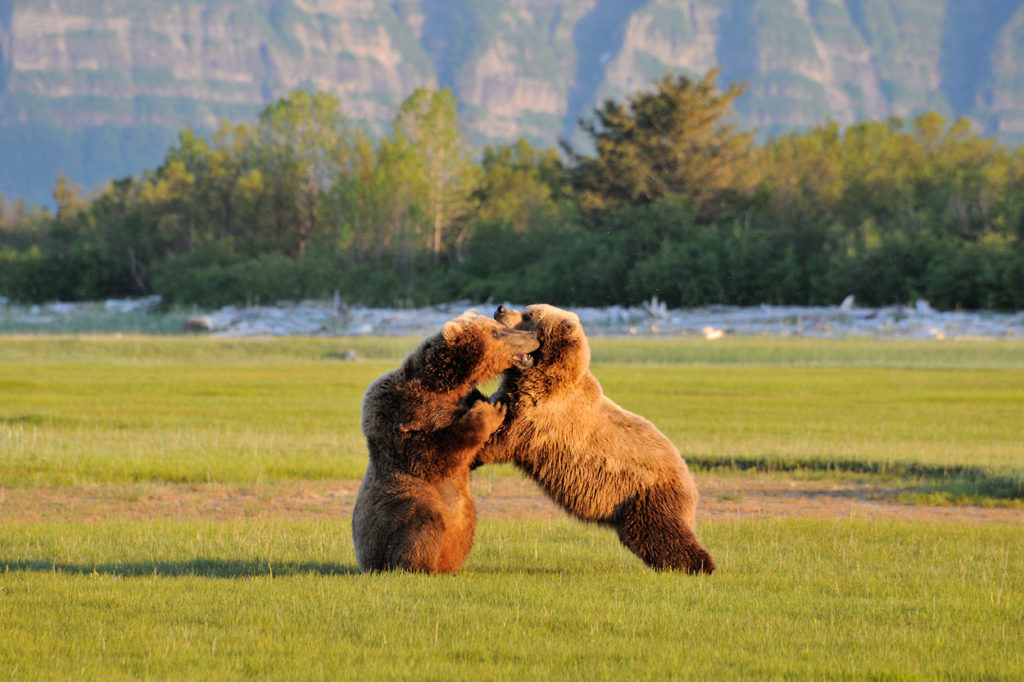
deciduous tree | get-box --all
[393,88,479,260]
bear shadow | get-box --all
[1,558,361,578]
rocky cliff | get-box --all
[2,0,1023,205]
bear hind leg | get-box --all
[617,485,715,575]
[387,507,450,574]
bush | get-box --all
[153,253,340,307]
[0,247,137,303]
[151,251,471,309]
[626,227,728,307]
[923,243,993,310]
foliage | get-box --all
[2,73,1023,310]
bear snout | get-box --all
[504,327,539,370]
[494,305,523,328]
[506,330,539,354]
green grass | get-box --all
[2,335,1022,678]
[1,519,1020,680]
[610,365,1024,472]
[587,336,1024,369]
[4,334,1024,367]
[0,357,376,484]
[1,336,1022,498]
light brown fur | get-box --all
[478,303,715,573]
[352,311,538,573]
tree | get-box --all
[367,132,429,268]
[254,90,356,255]
[475,139,566,232]
[88,177,153,293]
[393,88,479,261]
[52,171,85,222]
[913,113,1007,242]
[565,69,756,222]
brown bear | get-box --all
[351,310,539,573]
[476,303,715,574]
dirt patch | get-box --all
[696,476,1024,524]
[2,476,1021,524]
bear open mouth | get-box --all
[512,352,535,369]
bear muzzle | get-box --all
[505,328,539,369]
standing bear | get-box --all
[476,303,715,574]
[352,310,539,573]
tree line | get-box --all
[2,71,1023,310]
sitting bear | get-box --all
[476,303,715,574]
[352,310,539,573]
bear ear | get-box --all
[559,319,577,335]
[442,320,462,342]
[494,304,508,319]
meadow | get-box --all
[2,336,1022,494]
[2,335,1023,679]
[2,520,1020,679]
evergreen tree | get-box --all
[565,69,757,221]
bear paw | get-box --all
[463,399,507,437]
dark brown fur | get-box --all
[352,310,538,573]
[478,303,715,574]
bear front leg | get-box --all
[469,397,518,468]
[461,388,489,470]
[460,387,488,409]
[409,400,506,481]
[469,432,512,468]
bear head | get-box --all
[494,303,590,383]
[405,310,539,392]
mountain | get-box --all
[2,0,1023,206]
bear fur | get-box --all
[352,310,539,573]
[477,303,715,574]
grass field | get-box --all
[2,336,1022,496]
[2,520,1021,679]
[2,335,1023,679]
